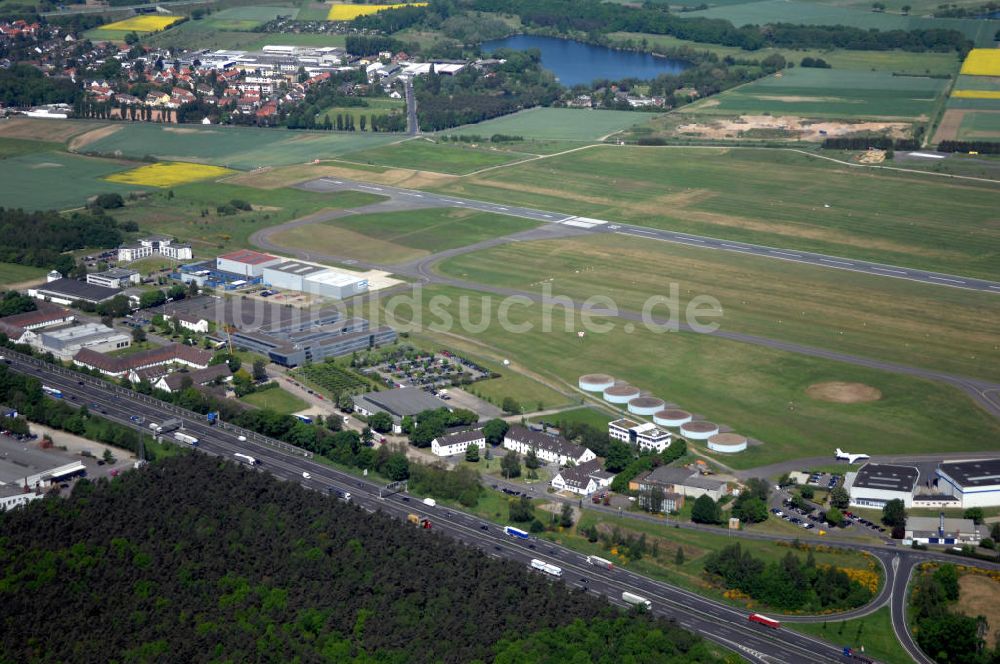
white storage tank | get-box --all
[708,433,748,453]
[579,373,615,392]
[681,421,719,440]
[628,396,666,416]
[654,409,692,428]
[604,384,640,404]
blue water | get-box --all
[480,34,690,87]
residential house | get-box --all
[431,428,486,457]
[153,363,232,393]
[550,459,615,496]
[631,466,728,502]
[502,425,596,467]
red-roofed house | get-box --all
[73,343,212,377]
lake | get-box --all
[480,34,690,87]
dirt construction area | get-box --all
[673,115,911,141]
[805,381,883,404]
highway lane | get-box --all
[7,353,857,663]
[298,177,1000,294]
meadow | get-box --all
[340,138,532,174]
[198,5,297,30]
[240,387,309,414]
[76,123,401,170]
[0,150,143,210]
[374,284,1000,469]
[109,182,383,256]
[315,98,405,125]
[441,108,648,142]
[271,207,540,264]
[687,0,1000,46]
[790,608,911,664]
[609,32,963,77]
[105,162,235,187]
[437,233,1000,381]
[431,145,1000,279]
[0,262,48,287]
[687,68,948,120]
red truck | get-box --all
[748,613,781,629]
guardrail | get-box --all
[5,348,312,458]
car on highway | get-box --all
[480,524,489,531]
[302,472,311,479]
[237,435,247,442]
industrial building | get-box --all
[176,260,263,290]
[844,463,919,509]
[0,439,86,494]
[86,268,141,289]
[117,235,192,263]
[550,459,615,496]
[0,484,43,512]
[28,277,120,306]
[262,260,369,299]
[608,418,672,453]
[431,428,486,457]
[0,304,74,331]
[935,459,1000,508]
[353,389,451,433]
[503,426,596,467]
[631,466,728,502]
[232,317,396,367]
[216,249,282,277]
[35,323,131,359]
[905,514,985,546]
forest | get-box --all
[0,454,726,663]
[702,543,874,612]
[912,564,1000,664]
[468,0,971,53]
[0,208,127,273]
[0,63,81,108]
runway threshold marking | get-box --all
[929,276,965,284]
[872,267,906,275]
[821,259,853,266]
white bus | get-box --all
[234,453,257,466]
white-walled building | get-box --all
[503,426,596,467]
[935,459,1000,508]
[217,249,282,277]
[844,463,919,509]
[609,418,672,453]
[262,260,369,299]
[550,459,615,496]
[164,311,209,334]
[35,323,131,359]
[906,514,985,546]
[118,236,192,263]
[431,429,486,457]
[87,267,141,289]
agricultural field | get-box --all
[934,50,1000,143]
[240,387,309,414]
[441,108,649,142]
[382,284,1000,469]
[436,232,1000,381]
[432,145,1000,278]
[327,2,426,20]
[198,5,297,30]
[108,181,383,256]
[293,362,370,397]
[0,118,109,144]
[270,207,540,264]
[686,68,948,122]
[0,262,48,288]
[0,150,144,210]
[961,49,1000,77]
[608,32,963,77]
[530,407,614,429]
[105,162,235,188]
[686,0,1000,46]
[87,14,184,41]
[73,123,401,170]
[315,98,405,126]
[790,608,911,664]
[340,138,532,175]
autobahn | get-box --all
[6,351,877,664]
[298,177,1000,295]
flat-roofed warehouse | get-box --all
[216,249,283,277]
[844,463,919,508]
[352,389,451,433]
[0,439,86,493]
[936,459,1000,508]
[262,261,369,299]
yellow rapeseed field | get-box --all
[959,49,1000,77]
[105,162,235,187]
[101,15,183,33]
[951,90,1000,99]
[327,3,426,21]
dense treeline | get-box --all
[469,0,971,53]
[912,564,1000,663]
[822,137,920,150]
[0,64,81,108]
[703,544,873,612]
[0,208,125,273]
[415,50,561,130]
[0,292,36,318]
[934,1,999,17]
[345,34,410,56]
[351,2,433,33]
[938,140,1000,153]
[0,455,724,663]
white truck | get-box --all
[174,431,199,446]
[423,497,436,507]
[530,559,563,577]
[150,418,182,434]
[622,592,652,610]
